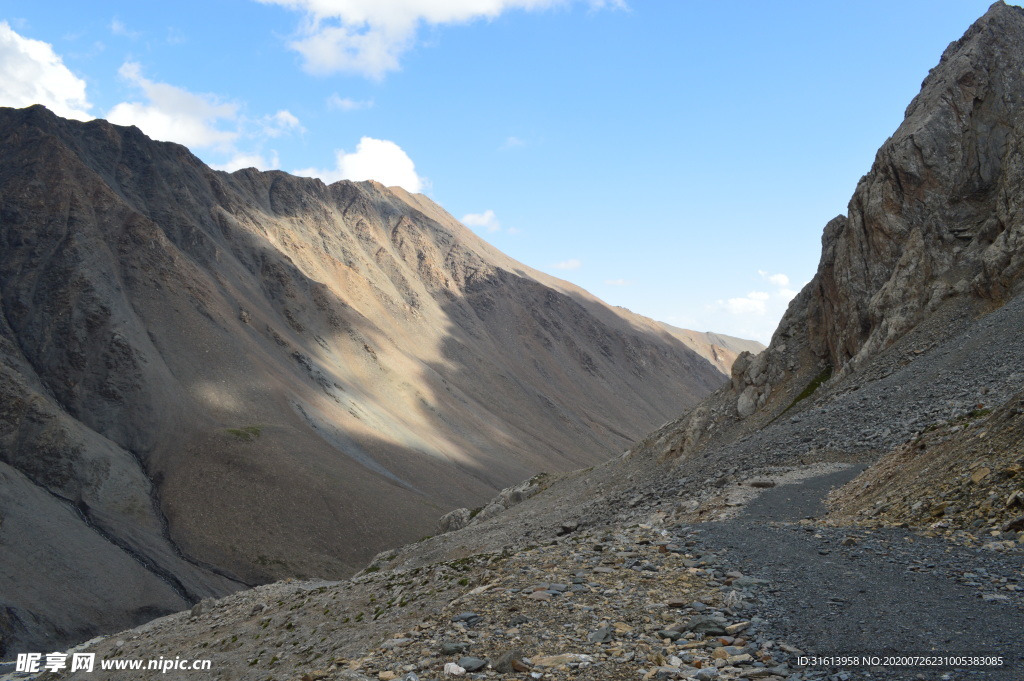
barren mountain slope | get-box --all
[0,105,732,657]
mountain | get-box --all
[25,3,1024,679]
[0,105,743,657]
[644,0,1024,462]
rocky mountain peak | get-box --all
[649,1,1024,456]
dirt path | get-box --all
[690,468,1024,680]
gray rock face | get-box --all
[437,508,472,534]
[660,1,1024,456]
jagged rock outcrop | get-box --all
[436,473,549,535]
[655,0,1024,459]
[0,104,738,657]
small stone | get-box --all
[725,621,750,635]
[382,638,413,650]
[301,672,329,681]
[588,626,613,643]
[1002,516,1024,532]
[441,642,470,655]
[841,537,858,546]
[443,662,465,676]
[457,656,488,672]
[378,673,398,681]
[685,615,728,636]
[526,591,551,601]
[533,654,594,667]
[493,649,526,673]
[971,467,991,484]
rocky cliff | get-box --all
[0,105,736,657]
[650,0,1024,461]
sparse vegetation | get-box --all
[226,425,262,442]
[778,366,833,418]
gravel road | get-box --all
[690,468,1024,681]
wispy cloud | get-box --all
[255,0,628,79]
[553,258,582,270]
[260,109,304,138]
[106,62,302,171]
[708,269,803,343]
[110,18,141,39]
[462,209,500,232]
[166,27,187,45]
[108,62,240,150]
[500,135,525,150]
[327,94,374,111]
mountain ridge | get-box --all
[25,3,1024,679]
[0,103,757,657]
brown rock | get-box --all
[1002,516,1024,532]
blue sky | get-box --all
[0,0,1001,343]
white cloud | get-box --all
[108,62,240,149]
[105,62,302,172]
[462,209,500,232]
[211,150,281,172]
[327,93,374,111]
[261,109,304,137]
[256,0,627,78]
[723,291,770,316]
[294,136,424,192]
[0,21,92,120]
[604,278,629,286]
[758,269,790,288]
[553,258,582,270]
[709,269,804,342]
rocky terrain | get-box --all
[6,1,1024,679]
[0,104,752,657]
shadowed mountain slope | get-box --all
[0,105,734,657]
